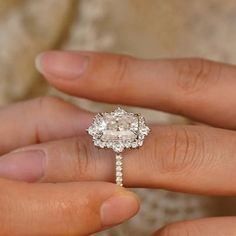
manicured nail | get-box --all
[100,193,139,227]
[35,51,89,79]
[0,150,45,182]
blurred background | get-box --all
[1,0,236,235]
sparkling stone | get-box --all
[106,141,113,148]
[131,142,138,148]
[116,155,122,160]
[116,160,122,166]
[137,140,144,146]
[99,142,106,148]
[94,139,101,146]
[113,143,124,153]
[140,126,150,135]
[116,171,123,177]
[116,166,122,171]
[87,107,150,152]
[138,134,145,140]
[124,142,131,148]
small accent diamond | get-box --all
[116,171,123,177]
[116,160,122,166]
[116,166,122,171]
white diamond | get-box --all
[116,172,123,177]
[124,142,131,148]
[131,142,138,148]
[137,140,144,146]
[116,160,122,166]
[140,126,150,135]
[106,141,113,148]
[116,166,122,171]
[113,143,124,153]
[99,142,105,148]
[116,155,122,160]
[116,171,123,177]
[87,107,150,152]
[94,139,101,146]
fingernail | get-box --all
[35,51,89,79]
[0,150,45,182]
[101,192,139,227]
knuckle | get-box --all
[33,96,64,142]
[36,96,64,111]
[72,137,93,179]
[175,58,220,94]
[112,55,131,88]
[158,126,205,174]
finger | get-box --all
[3,125,236,195]
[0,96,92,155]
[0,178,139,236]
[36,51,236,129]
[153,217,236,236]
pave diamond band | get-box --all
[87,107,150,186]
[116,154,123,186]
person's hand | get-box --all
[0,97,139,235]
[31,51,236,235]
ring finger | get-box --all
[2,124,236,196]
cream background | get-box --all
[1,1,236,235]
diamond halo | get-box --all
[87,107,150,186]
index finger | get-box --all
[37,51,236,129]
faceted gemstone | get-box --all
[116,160,122,166]
[116,166,122,171]
[87,107,150,152]
[116,171,123,177]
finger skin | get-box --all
[0,96,93,155]
[154,217,236,236]
[0,179,139,236]
[38,51,236,129]
[7,125,236,195]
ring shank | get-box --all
[115,154,123,186]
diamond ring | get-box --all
[87,107,150,187]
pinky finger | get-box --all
[153,217,236,236]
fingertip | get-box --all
[35,51,89,80]
[35,52,46,74]
[100,188,140,227]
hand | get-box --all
[0,97,139,235]
[31,51,236,235]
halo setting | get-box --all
[87,107,150,186]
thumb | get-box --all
[0,179,140,236]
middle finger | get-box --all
[38,51,236,129]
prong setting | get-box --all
[87,107,150,186]
[87,107,150,153]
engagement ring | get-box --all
[87,107,150,187]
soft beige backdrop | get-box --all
[1,1,236,235]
